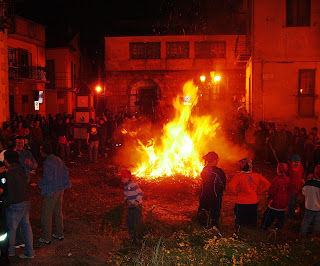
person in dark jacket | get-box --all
[261,163,291,230]
[287,155,305,218]
[198,151,226,228]
[2,150,35,259]
[38,144,71,244]
[0,158,9,263]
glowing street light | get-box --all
[95,85,102,93]
[213,75,221,82]
[200,75,206,83]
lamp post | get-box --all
[95,85,106,114]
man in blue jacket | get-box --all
[38,144,71,244]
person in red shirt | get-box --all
[287,154,305,218]
[228,158,270,231]
[261,163,291,230]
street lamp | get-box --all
[200,75,206,83]
[213,75,221,83]
[95,85,102,93]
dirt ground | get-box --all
[8,151,294,265]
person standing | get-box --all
[38,144,71,244]
[121,169,143,241]
[29,120,43,161]
[98,117,108,157]
[15,136,37,183]
[299,165,320,237]
[198,151,226,228]
[261,163,291,230]
[287,154,305,218]
[86,118,99,163]
[2,150,35,259]
[228,158,270,231]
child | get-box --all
[287,154,305,218]
[300,165,320,237]
[229,158,270,230]
[198,151,226,229]
[261,163,291,230]
[121,169,143,241]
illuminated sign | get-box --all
[34,101,39,110]
[38,91,44,103]
[184,95,192,106]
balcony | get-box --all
[235,35,251,61]
[9,65,47,81]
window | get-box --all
[286,0,310,27]
[195,41,226,58]
[17,49,31,67]
[22,95,28,104]
[8,47,17,66]
[298,69,315,117]
[45,60,55,89]
[166,42,189,59]
[130,42,161,59]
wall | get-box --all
[0,30,9,124]
[8,16,46,117]
[250,0,320,130]
[46,40,80,115]
[105,35,246,115]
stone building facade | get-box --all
[105,35,249,118]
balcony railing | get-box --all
[9,65,47,81]
[235,35,251,61]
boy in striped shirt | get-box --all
[121,170,143,241]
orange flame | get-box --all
[133,81,220,180]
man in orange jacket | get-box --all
[229,158,270,231]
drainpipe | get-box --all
[261,60,264,121]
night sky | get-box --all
[14,0,244,44]
[13,0,245,81]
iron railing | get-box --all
[9,65,47,81]
[235,35,251,61]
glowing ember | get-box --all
[133,81,220,180]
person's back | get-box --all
[229,171,270,204]
[200,165,226,201]
[288,160,304,194]
[268,175,291,210]
[39,154,70,196]
[300,165,320,236]
[303,177,320,211]
[4,162,28,207]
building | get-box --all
[7,15,46,117]
[45,33,81,115]
[247,0,320,129]
[0,0,11,124]
[104,35,249,118]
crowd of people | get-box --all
[0,112,128,163]
[230,108,320,177]
[198,152,320,238]
[0,111,319,262]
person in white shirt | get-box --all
[300,165,320,236]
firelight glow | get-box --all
[95,86,102,93]
[132,81,220,179]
